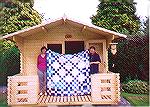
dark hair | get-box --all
[89,46,95,50]
[41,46,47,52]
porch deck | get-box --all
[37,94,116,105]
[12,93,118,106]
[38,94,91,105]
[7,73,120,106]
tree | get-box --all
[91,0,148,82]
[0,0,42,85]
[17,0,34,7]
[111,34,149,82]
[0,39,20,85]
[0,0,42,36]
[91,0,141,35]
[143,17,149,36]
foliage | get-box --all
[143,17,149,36]
[108,35,149,82]
[0,0,42,36]
[0,0,42,85]
[16,0,34,7]
[0,39,20,85]
[92,0,148,82]
[122,80,149,94]
[121,92,149,106]
[91,0,141,35]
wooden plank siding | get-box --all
[14,22,110,75]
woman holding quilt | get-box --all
[37,46,47,92]
[89,46,101,74]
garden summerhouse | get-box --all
[3,16,127,106]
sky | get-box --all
[33,0,150,24]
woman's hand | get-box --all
[90,62,94,65]
[90,61,100,65]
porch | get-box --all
[7,73,120,106]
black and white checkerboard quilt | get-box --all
[46,50,91,96]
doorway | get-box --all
[65,41,84,54]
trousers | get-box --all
[38,70,46,92]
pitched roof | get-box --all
[2,16,127,39]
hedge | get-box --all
[108,35,149,82]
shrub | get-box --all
[0,39,20,86]
[108,35,149,82]
[122,80,149,94]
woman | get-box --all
[89,46,101,74]
[37,46,47,92]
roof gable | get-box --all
[2,16,127,39]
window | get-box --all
[47,44,62,54]
[65,41,84,54]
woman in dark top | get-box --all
[89,46,101,74]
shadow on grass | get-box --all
[0,92,7,107]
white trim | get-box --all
[64,39,85,42]
[109,43,118,45]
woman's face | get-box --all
[42,48,46,54]
[90,48,95,54]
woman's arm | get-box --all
[90,61,100,65]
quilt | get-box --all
[46,50,91,96]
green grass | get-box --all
[0,93,7,107]
[121,92,149,106]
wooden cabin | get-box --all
[3,16,126,106]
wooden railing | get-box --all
[7,73,120,106]
[7,74,39,105]
[91,73,120,104]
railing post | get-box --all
[91,73,120,105]
[7,74,39,105]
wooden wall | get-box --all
[16,23,111,75]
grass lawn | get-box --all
[0,93,7,107]
[121,92,149,106]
